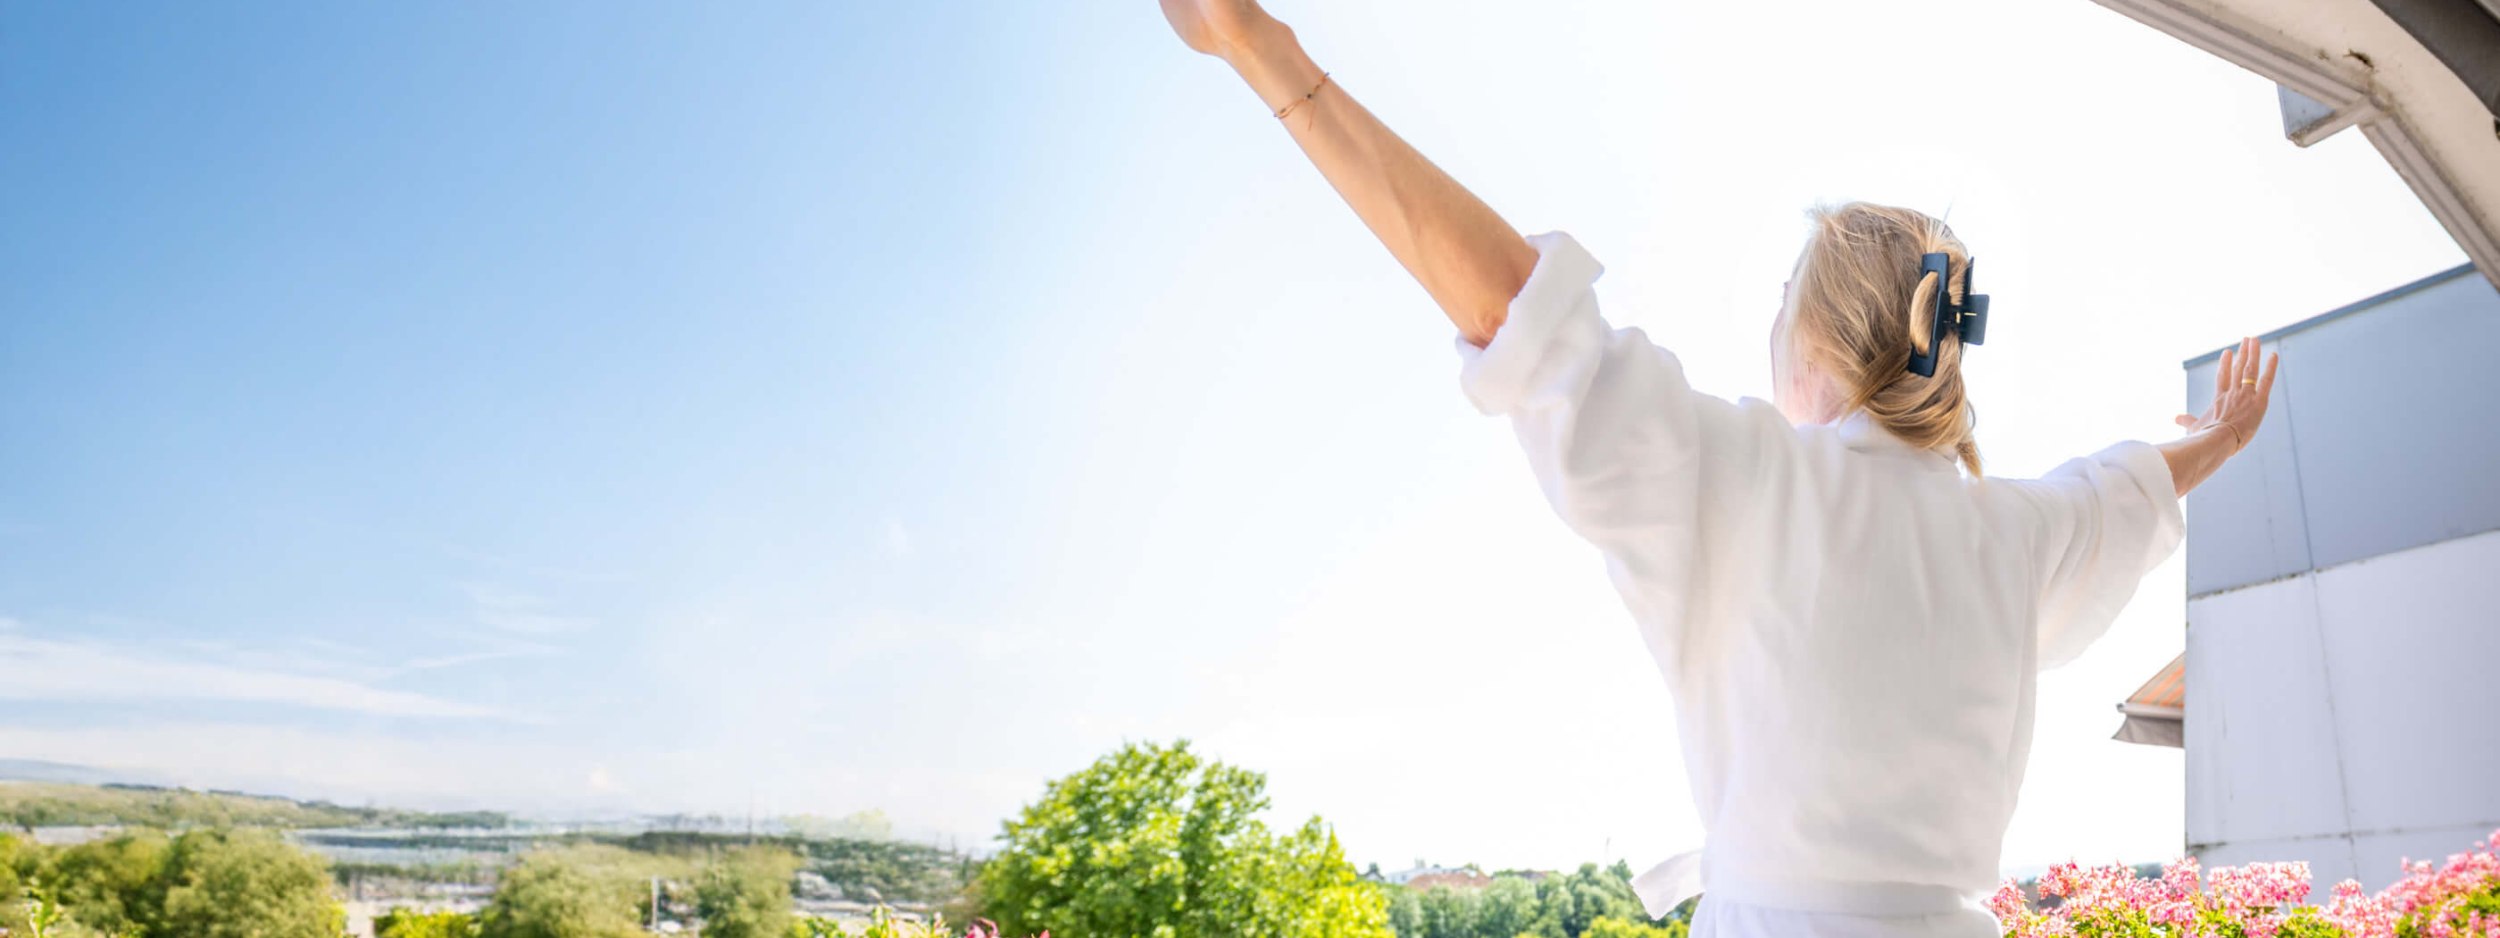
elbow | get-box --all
[1450,239,1539,348]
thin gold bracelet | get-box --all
[1276,72,1332,120]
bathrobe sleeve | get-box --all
[2020,441,2187,670]
[1455,231,1803,677]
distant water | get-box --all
[291,827,534,871]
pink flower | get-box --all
[1986,878,2027,920]
[2163,855,2204,898]
[1989,828,2500,938]
[2209,860,2312,909]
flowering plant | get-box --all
[1986,829,2500,938]
[792,909,1048,938]
[960,919,1046,938]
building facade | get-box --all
[2172,264,2500,891]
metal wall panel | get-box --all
[2181,265,2500,892]
[2309,528,2500,837]
[2279,272,2500,569]
[2182,267,2500,597]
[2185,578,2349,849]
[2184,346,2313,597]
[2350,824,2500,892]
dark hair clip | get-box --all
[1907,253,1989,377]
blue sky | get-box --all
[0,0,2469,875]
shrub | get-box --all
[694,846,799,938]
[1378,864,1665,938]
[377,907,484,938]
[475,846,655,938]
[786,908,1044,938]
[158,828,344,938]
[1581,918,1687,938]
[40,829,171,937]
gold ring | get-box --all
[2242,378,2256,386]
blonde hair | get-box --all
[1786,201,1983,476]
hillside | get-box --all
[0,780,510,830]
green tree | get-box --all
[158,828,342,938]
[1234,817,1390,938]
[42,828,171,937]
[1530,865,1645,938]
[978,740,1393,938]
[376,907,483,938]
[1,833,43,938]
[692,846,798,938]
[476,846,647,938]
[1383,882,1425,938]
[1417,886,1479,938]
[1475,877,1543,938]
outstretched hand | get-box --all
[1159,0,1270,59]
[2176,336,2278,455]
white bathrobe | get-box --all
[1455,232,2185,938]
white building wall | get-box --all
[2184,575,2350,883]
[2181,266,2500,893]
[2186,526,2500,891]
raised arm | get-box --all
[1161,0,1539,346]
[2159,336,2279,497]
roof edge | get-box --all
[2182,262,2484,367]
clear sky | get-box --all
[0,0,2467,877]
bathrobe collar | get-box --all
[1831,409,1961,473]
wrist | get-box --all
[2209,422,2245,454]
[1220,16,1322,109]
[1215,12,1294,66]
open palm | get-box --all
[2177,336,2279,453]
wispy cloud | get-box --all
[440,545,624,585]
[462,583,595,635]
[0,629,507,719]
[401,642,556,672]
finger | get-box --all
[2217,345,2235,397]
[2243,337,2261,385]
[2176,414,2197,428]
[2260,350,2279,397]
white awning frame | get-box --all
[2088,0,2500,283]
